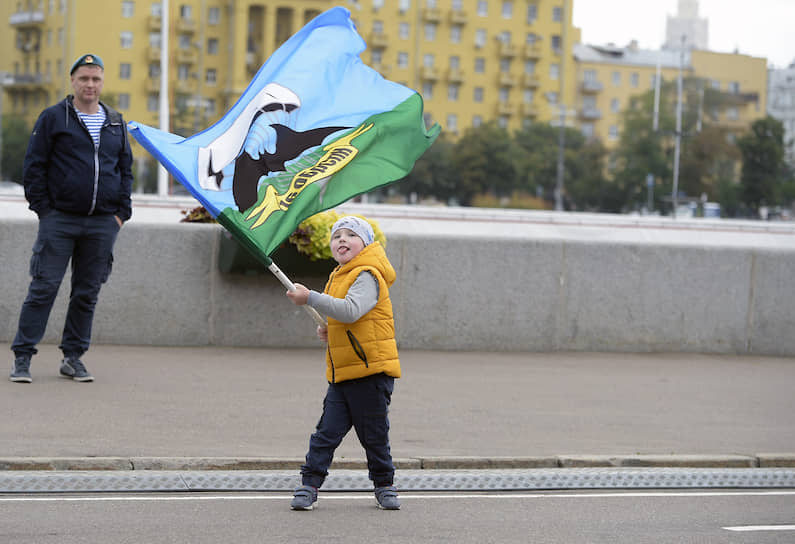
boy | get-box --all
[286,215,401,510]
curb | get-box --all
[1,453,794,471]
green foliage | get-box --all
[397,133,457,203]
[1,115,31,182]
[288,210,386,261]
[738,116,788,209]
[452,122,517,205]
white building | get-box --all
[665,0,708,50]
[768,62,795,168]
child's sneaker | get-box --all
[374,486,400,510]
[290,485,318,510]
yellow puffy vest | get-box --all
[323,242,401,383]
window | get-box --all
[207,38,219,55]
[630,72,639,87]
[448,84,459,101]
[547,91,559,104]
[474,87,484,102]
[524,60,536,74]
[474,57,485,73]
[583,95,596,111]
[608,125,619,140]
[500,58,511,72]
[581,123,594,139]
[549,63,559,80]
[58,28,64,45]
[122,1,134,17]
[424,23,436,41]
[399,22,409,40]
[551,35,561,52]
[526,4,537,23]
[208,6,220,24]
[180,4,192,19]
[502,1,512,18]
[728,81,740,94]
[118,93,130,110]
[120,31,133,49]
[610,98,620,113]
[371,50,383,64]
[477,1,488,16]
[207,99,216,115]
[147,94,158,112]
[726,106,739,120]
[452,0,462,10]
[423,53,435,67]
[373,0,385,9]
[397,52,408,68]
[499,31,511,44]
[179,35,192,49]
[425,0,437,7]
[473,115,483,128]
[206,68,217,85]
[150,2,162,16]
[399,0,411,12]
[178,64,190,80]
[612,71,621,86]
[499,87,509,102]
[475,28,487,47]
[553,6,562,21]
[119,63,132,79]
[498,116,508,128]
[422,82,433,99]
[373,20,383,34]
[449,55,460,69]
[446,114,458,133]
[148,62,160,78]
[149,32,161,48]
[450,25,461,43]
[523,89,534,103]
[525,33,537,45]
[711,79,721,90]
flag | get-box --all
[129,6,440,263]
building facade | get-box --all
[1,0,579,144]
[767,62,795,168]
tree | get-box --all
[396,132,457,203]
[737,116,788,210]
[1,115,31,182]
[451,122,516,205]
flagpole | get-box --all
[266,260,328,328]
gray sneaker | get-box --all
[10,356,32,383]
[60,357,94,382]
[375,486,400,510]
[290,485,318,510]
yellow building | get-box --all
[0,0,579,146]
[573,41,768,148]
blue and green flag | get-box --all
[129,6,439,263]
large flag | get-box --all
[129,6,440,263]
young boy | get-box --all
[286,215,401,511]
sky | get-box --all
[572,0,795,69]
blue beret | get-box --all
[70,54,104,75]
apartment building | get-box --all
[1,0,579,145]
[573,41,767,148]
[768,62,795,168]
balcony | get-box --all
[176,48,198,64]
[447,68,464,83]
[422,8,441,23]
[581,79,603,93]
[145,78,160,93]
[420,66,439,81]
[498,73,516,87]
[496,102,516,116]
[449,10,468,25]
[369,32,389,49]
[147,15,161,31]
[523,43,542,58]
[522,74,540,87]
[3,72,50,89]
[147,47,161,62]
[9,11,44,27]
[521,103,540,117]
[176,18,196,34]
[498,42,517,58]
[175,79,195,94]
[579,108,602,120]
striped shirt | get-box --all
[77,108,106,146]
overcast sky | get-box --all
[572,0,795,69]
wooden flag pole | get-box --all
[267,261,327,328]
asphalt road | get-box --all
[1,489,794,543]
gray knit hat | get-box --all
[331,216,374,246]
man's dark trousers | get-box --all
[12,211,120,359]
[301,372,395,489]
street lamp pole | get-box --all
[157,0,170,196]
[671,35,685,218]
[554,0,569,211]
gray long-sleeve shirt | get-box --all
[306,271,379,324]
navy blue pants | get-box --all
[12,211,120,359]
[301,372,395,489]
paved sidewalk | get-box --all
[3,343,794,471]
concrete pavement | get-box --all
[3,343,794,471]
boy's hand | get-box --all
[317,325,328,342]
[286,283,310,305]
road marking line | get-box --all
[724,525,795,532]
[1,490,794,502]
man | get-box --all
[9,54,133,383]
